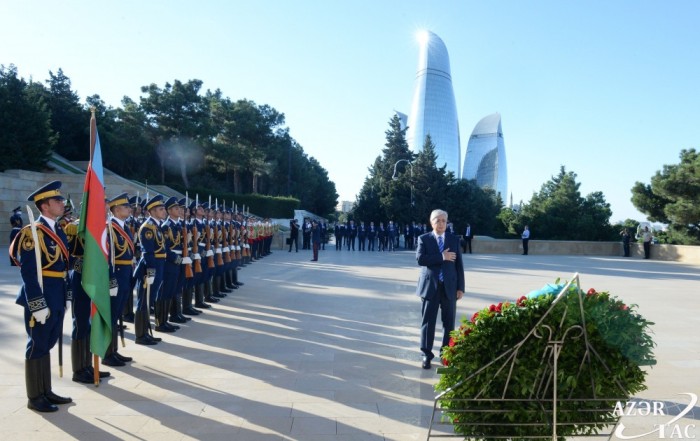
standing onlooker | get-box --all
[302,218,311,250]
[521,225,530,255]
[620,228,632,257]
[463,223,473,254]
[288,219,299,252]
[416,209,465,370]
[641,226,653,259]
[310,220,321,261]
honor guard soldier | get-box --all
[9,181,73,412]
[103,193,135,366]
[9,206,23,265]
[160,196,185,329]
[133,195,167,345]
[179,200,199,316]
[170,198,192,323]
[190,200,212,310]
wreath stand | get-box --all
[427,273,631,440]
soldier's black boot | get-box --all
[42,354,72,405]
[113,328,132,362]
[204,279,220,303]
[170,293,189,323]
[225,271,236,289]
[233,267,244,287]
[71,339,93,384]
[194,284,212,309]
[84,335,111,379]
[135,310,157,345]
[102,333,126,367]
[219,274,232,293]
[123,291,135,323]
[213,276,227,297]
[183,287,201,315]
[155,300,175,333]
[26,358,57,412]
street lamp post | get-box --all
[392,159,414,207]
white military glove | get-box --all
[215,247,222,254]
[33,308,50,325]
[223,246,230,252]
[181,256,193,265]
[206,249,214,257]
[193,253,201,260]
[109,278,118,297]
[65,300,72,312]
[146,268,156,285]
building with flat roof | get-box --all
[405,31,461,177]
[462,112,508,199]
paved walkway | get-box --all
[0,246,698,440]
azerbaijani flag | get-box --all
[78,111,111,359]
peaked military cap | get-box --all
[13,206,21,213]
[164,196,179,210]
[145,194,165,211]
[27,180,65,203]
[178,198,187,207]
[128,195,140,206]
[109,193,130,208]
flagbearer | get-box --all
[103,193,135,366]
[9,181,73,412]
[64,201,105,384]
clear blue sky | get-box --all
[3,1,699,223]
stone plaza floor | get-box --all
[0,245,698,440]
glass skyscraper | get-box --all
[462,112,508,199]
[406,31,461,177]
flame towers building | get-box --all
[406,31,461,176]
[462,113,508,199]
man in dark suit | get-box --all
[416,209,465,369]
[464,223,473,254]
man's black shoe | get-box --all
[123,314,135,323]
[114,352,133,362]
[135,336,157,345]
[102,354,126,367]
[86,366,111,378]
[183,307,201,315]
[72,369,95,384]
[170,315,187,324]
[235,282,244,286]
[155,325,176,333]
[421,356,431,370]
[28,396,58,412]
[45,391,72,405]
[194,302,212,309]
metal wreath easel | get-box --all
[427,273,630,440]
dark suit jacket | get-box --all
[415,232,465,301]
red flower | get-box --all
[448,337,456,347]
[442,358,449,366]
[620,304,629,311]
[516,295,527,306]
[587,288,597,296]
[489,304,497,312]
[471,312,479,323]
[495,302,503,313]
[463,328,472,337]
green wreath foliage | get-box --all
[435,281,656,441]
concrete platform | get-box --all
[1,247,698,440]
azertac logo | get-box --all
[614,393,697,439]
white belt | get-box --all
[198,242,206,247]
[171,250,182,255]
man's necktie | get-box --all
[438,235,444,282]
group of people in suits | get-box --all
[332,220,452,252]
[10,180,276,412]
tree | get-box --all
[517,167,615,241]
[631,149,700,244]
[0,65,55,171]
[140,79,210,186]
[43,69,88,159]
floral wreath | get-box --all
[435,279,656,440]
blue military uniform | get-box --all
[9,206,23,265]
[160,196,184,330]
[133,195,166,345]
[9,181,73,412]
[102,193,136,367]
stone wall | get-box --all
[469,237,700,264]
